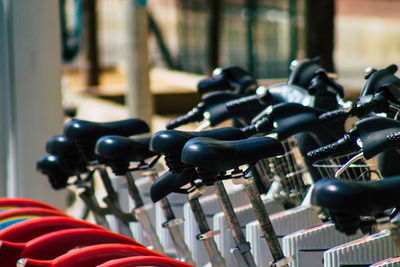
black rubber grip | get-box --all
[225,94,260,111]
[306,130,358,162]
[241,125,258,137]
[197,75,230,94]
[241,115,273,137]
[387,131,400,144]
[318,109,349,123]
[166,105,204,129]
[354,94,388,117]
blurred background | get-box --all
[1,0,400,206]
[64,0,400,92]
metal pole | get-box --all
[0,0,66,208]
[0,0,13,197]
[188,196,227,267]
[214,180,257,267]
[147,170,194,264]
[125,172,164,253]
[305,0,335,72]
[97,167,134,238]
[207,0,222,75]
[243,177,288,266]
[147,11,175,69]
[125,0,153,124]
[245,0,257,77]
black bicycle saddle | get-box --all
[181,136,284,172]
[64,118,150,144]
[355,117,400,159]
[64,118,149,160]
[269,102,325,140]
[37,155,74,190]
[150,168,197,202]
[45,135,87,172]
[46,135,80,157]
[149,127,246,155]
[95,136,157,175]
[311,177,400,216]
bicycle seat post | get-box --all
[195,167,256,267]
[97,167,134,239]
[187,191,227,267]
[124,171,164,253]
[145,169,195,265]
[77,185,110,229]
[242,175,289,267]
[213,179,257,267]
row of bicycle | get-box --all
[27,57,400,266]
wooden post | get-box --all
[125,0,153,124]
[82,0,100,87]
[305,0,335,72]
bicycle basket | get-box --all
[254,136,312,204]
[312,152,382,181]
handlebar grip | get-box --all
[166,105,204,129]
[355,94,389,116]
[241,125,258,137]
[318,109,349,123]
[197,75,230,94]
[225,94,260,111]
[306,130,359,163]
[387,131,400,144]
[241,115,273,137]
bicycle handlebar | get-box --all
[317,108,349,124]
[197,75,230,94]
[166,104,205,129]
[308,70,345,98]
[225,94,260,111]
[241,115,274,137]
[306,129,359,162]
[318,93,391,124]
[387,131,400,144]
[197,66,257,95]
